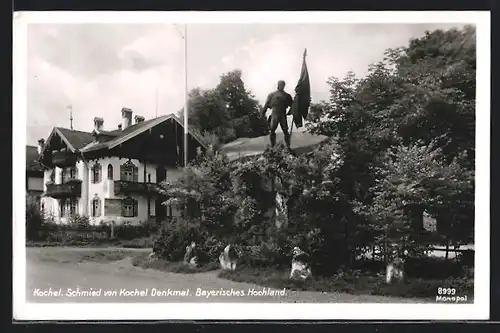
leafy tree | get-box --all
[186,88,236,143]
[307,26,475,259]
[161,151,238,239]
[216,69,269,139]
[185,70,269,145]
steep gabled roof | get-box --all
[81,113,207,152]
[56,127,95,150]
[41,114,208,157]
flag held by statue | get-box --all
[290,48,311,129]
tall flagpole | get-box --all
[289,48,307,143]
[183,24,189,167]
[155,85,159,118]
[67,105,73,130]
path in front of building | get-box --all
[25,247,424,304]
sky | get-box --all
[26,22,464,145]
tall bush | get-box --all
[26,196,43,240]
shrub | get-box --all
[197,236,226,263]
[68,214,91,229]
[236,240,290,269]
[153,217,206,261]
[26,199,44,240]
[113,219,158,240]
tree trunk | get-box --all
[445,235,450,260]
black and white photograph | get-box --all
[13,11,490,320]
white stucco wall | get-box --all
[41,169,59,222]
[41,156,184,225]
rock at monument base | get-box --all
[183,241,197,264]
[219,244,238,271]
[189,256,199,268]
[290,261,312,281]
[290,246,312,281]
[275,192,288,229]
[386,258,404,284]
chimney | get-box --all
[94,117,104,131]
[118,124,122,130]
[37,139,45,155]
[121,107,133,130]
[134,115,145,124]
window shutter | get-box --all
[59,199,64,217]
[98,164,102,183]
[121,199,126,217]
[133,199,138,217]
[91,166,95,183]
[96,199,101,217]
[120,164,125,181]
[133,166,138,182]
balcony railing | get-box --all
[45,180,82,198]
[114,180,162,196]
[51,151,78,167]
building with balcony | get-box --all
[38,108,206,225]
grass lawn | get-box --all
[28,248,147,264]
[218,266,474,300]
[131,254,220,274]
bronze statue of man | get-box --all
[261,80,293,147]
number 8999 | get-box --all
[437,287,456,295]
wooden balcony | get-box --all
[51,151,78,167]
[114,180,162,196]
[45,180,82,198]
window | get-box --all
[69,166,77,179]
[120,161,138,182]
[91,197,101,217]
[123,201,133,217]
[107,164,113,180]
[91,163,102,184]
[121,197,138,217]
[49,170,55,183]
[69,200,77,216]
[124,168,133,181]
[60,199,77,217]
[61,169,66,183]
[61,166,77,183]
